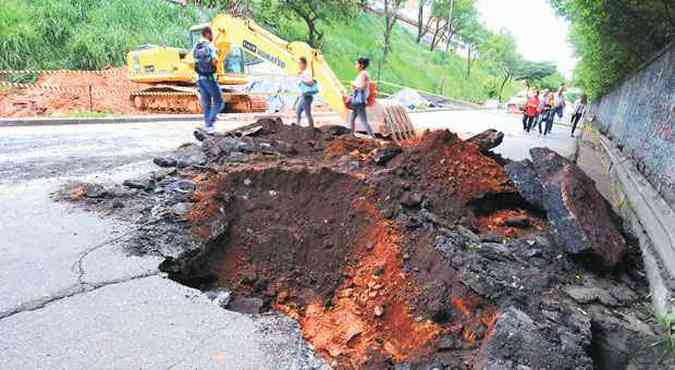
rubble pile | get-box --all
[57,118,670,369]
[0,68,146,117]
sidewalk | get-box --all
[576,125,675,316]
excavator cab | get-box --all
[189,24,246,75]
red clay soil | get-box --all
[188,165,498,369]
[0,68,146,117]
[475,209,547,239]
[392,130,514,203]
[181,127,523,368]
[324,135,379,160]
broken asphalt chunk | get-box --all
[467,129,504,153]
[530,147,626,268]
[505,159,545,210]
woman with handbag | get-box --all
[295,57,317,128]
[349,57,375,138]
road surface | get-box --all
[0,110,577,369]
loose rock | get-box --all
[467,129,504,153]
[530,147,626,268]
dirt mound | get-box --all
[60,119,662,369]
[1,68,146,117]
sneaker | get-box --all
[206,126,216,135]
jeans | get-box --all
[544,112,554,135]
[522,114,528,131]
[296,94,314,127]
[524,115,536,133]
[349,104,374,137]
[537,111,550,134]
[197,77,224,128]
[571,113,582,135]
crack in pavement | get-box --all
[71,232,133,284]
[0,272,160,322]
[71,217,167,284]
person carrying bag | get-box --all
[348,57,375,138]
[295,57,318,127]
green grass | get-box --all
[0,0,210,70]
[1,1,516,102]
[55,110,115,118]
[269,13,519,103]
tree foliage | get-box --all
[382,0,406,64]
[549,0,675,97]
[479,30,521,101]
[277,0,360,47]
[426,0,479,52]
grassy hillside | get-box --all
[0,0,515,102]
[0,0,208,70]
[267,12,519,103]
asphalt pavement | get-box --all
[0,111,577,369]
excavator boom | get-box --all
[127,14,415,140]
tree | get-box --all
[189,0,250,14]
[278,0,360,48]
[549,0,675,97]
[514,61,558,82]
[416,0,431,43]
[480,30,522,102]
[444,0,455,53]
[382,0,405,64]
[459,20,488,78]
[427,0,479,52]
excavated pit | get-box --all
[164,166,498,369]
[57,119,668,369]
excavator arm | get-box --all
[210,14,349,120]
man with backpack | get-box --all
[194,27,223,135]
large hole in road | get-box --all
[161,166,497,369]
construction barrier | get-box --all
[0,69,121,75]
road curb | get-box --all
[596,134,675,315]
[1,108,488,128]
[0,115,203,128]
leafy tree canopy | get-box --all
[549,0,675,97]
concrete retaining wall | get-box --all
[590,43,675,207]
[580,129,675,315]
[583,44,675,315]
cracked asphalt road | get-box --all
[0,112,575,369]
[0,120,326,370]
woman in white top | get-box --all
[295,57,315,128]
[349,57,375,138]
[570,94,588,137]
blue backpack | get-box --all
[194,41,216,76]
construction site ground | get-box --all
[0,110,582,369]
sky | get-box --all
[476,0,577,77]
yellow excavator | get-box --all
[127,14,415,140]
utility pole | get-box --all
[444,0,455,54]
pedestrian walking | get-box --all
[570,94,588,137]
[524,90,540,133]
[295,57,317,128]
[553,86,566,124]
[542,93,556,136]
[193,26,223,135]
[349,57,375,138]
[535,89,548,135]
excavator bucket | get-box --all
[368,100,417,143]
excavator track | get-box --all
[129,86,267,114]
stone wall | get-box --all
[590,43,675,207]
